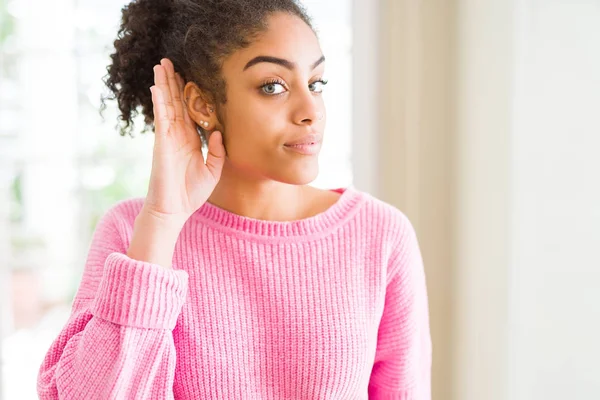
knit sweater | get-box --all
[37,185,432,399]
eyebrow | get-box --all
[243,55,326,72]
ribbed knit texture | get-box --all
[37,185,432,399]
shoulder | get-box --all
[352,188,417,241]
[74,197,146,300]
[105,196,145,221]
[92,197,145,240]
[352,190,424,283]
[348,188,420,267]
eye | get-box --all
[259,77,329,96]
[260,79,287,96]
[309,78,329,93]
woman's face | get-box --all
[215,12,327,185]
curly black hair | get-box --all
[100,0,315,144]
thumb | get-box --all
[205,131,226,179]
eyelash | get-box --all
[260,78,329,96]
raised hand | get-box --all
[144,58,226,222]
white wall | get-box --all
[372,1,455,398]
[373,0,600,399]
[454,0,600,399]
[454,0,513,398]
[510,1,600,399]
[351,0,381,196]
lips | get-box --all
[284,133,322,146]
[283,141,321,155]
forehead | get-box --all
[223,12,322,73]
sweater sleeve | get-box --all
[368,214,433,400]
[37,201,189,400]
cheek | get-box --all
[226,100,286,146]
[222,112,284,165]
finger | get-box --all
[150,86,170,137]
[154,62,174,122]
[162,58,185,122]
[205,131,226,179]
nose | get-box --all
[292,85,324,126]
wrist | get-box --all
[126,209,186,269]
[139,205,191,229]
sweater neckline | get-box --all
[192,185,365,242]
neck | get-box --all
[206,165,313,222]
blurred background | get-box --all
[0,0,598,399]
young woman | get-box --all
[37,0,432,398]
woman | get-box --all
[37,0,432,398]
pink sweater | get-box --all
[37,186,432,399]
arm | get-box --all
[37,202,189,400]
[368,215,433,399]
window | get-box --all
[0,1,353,398]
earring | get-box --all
[209,107,214,112]
[200,121,209,128]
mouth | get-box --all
[283,140,322,155]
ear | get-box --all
[183,82,217,130]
